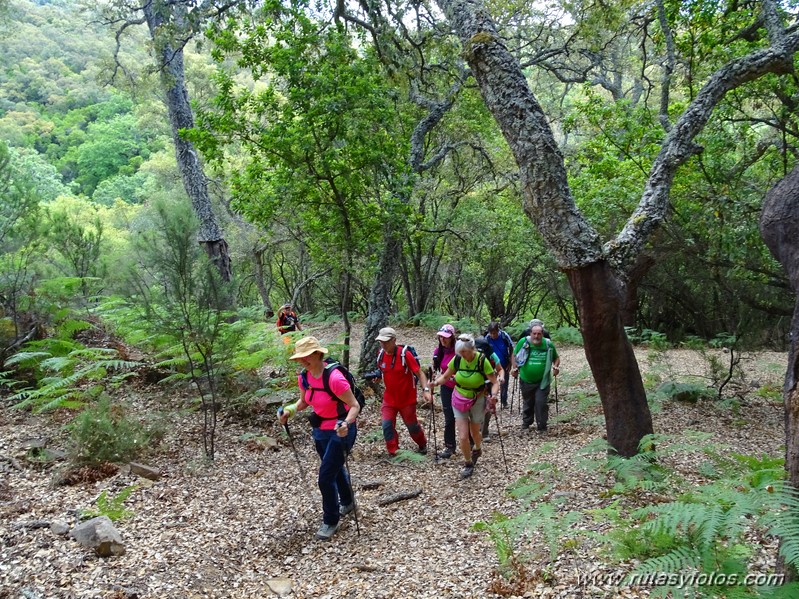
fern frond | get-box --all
[636,545,701,574]
[96,359,141,371]
[155,356,190,368]
[37,391,85,413]
[4,351,53,368]
[57,319,93,339]
[39,356,77,374]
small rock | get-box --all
[21,437,48,450]
[265,578,293,597]
[50,521,70,535]
[42,448,67,461]
[69,516,126,557]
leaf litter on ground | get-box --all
[0,322,789,598]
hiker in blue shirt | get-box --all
[485,321,513,409]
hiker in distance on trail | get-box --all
[511,320,560,434]
[429,333,499,479]
[431,324,458,459]
[278,336,359,541]
[276,303,302,334]
[376,327,430,457]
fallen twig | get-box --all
[377,489,422,506]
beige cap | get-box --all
[375,327,397,342]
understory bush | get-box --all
[68,395,150,466]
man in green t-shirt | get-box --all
[510,321,560,433]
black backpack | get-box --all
[301,359,367,425]
[452,353,489,390]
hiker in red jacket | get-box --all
[276,303,302,334]
[376,327,430,457]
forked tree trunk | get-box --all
[436,0,653,457]
[567,262,652,456]
[760,164,799,582]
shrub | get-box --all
[68,396,149,466]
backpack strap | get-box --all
[380,346,409,372]
[321,362,336,399]
[454,353,486,373]
[303,362,349,421]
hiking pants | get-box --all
[381,402,427,455]
[520,380,550,431]
[499,372,510,406]
[481,406,495,438]
[313,424,357,526]
[439,385,456,450]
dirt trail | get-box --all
[0,320,789,598]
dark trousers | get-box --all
[499,372,510,406]
[313,425,356,525]
[520,380,550,431]
[439,385,456,450]
[481,408,494,437]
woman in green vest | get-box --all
[430,334,499,479]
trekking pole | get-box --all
[510,377,519,416]
[554,373,559,415]
[426,367,439,460]
[278,408,308,485]
[494,396,509,474]
[336,421,360,536]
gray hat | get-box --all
[529,318,545,330]
[376,327,397,341]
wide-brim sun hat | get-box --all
[437,324,455,338]
[376,327,397,341]
[289,336,329,360]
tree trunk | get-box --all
[760,164,799,582]
[142,1,231,282]
[567,262,653,456]
[359,235,401,375]
[252,245,273,316]
[620,254,656,328]
[436,0,652,456]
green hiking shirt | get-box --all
[515,337,558,387]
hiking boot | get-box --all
[460,462,475,479]
[416,445,428,455]
[315,521,340,541]
[437,447,454,459]
[536,427,547,435]
[483,433,492,443]
[340,503,355,517]
[472,448,482,466]
[501,402,508,410]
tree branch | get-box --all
[608,2,799,275]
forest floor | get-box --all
[0,321,790,599]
